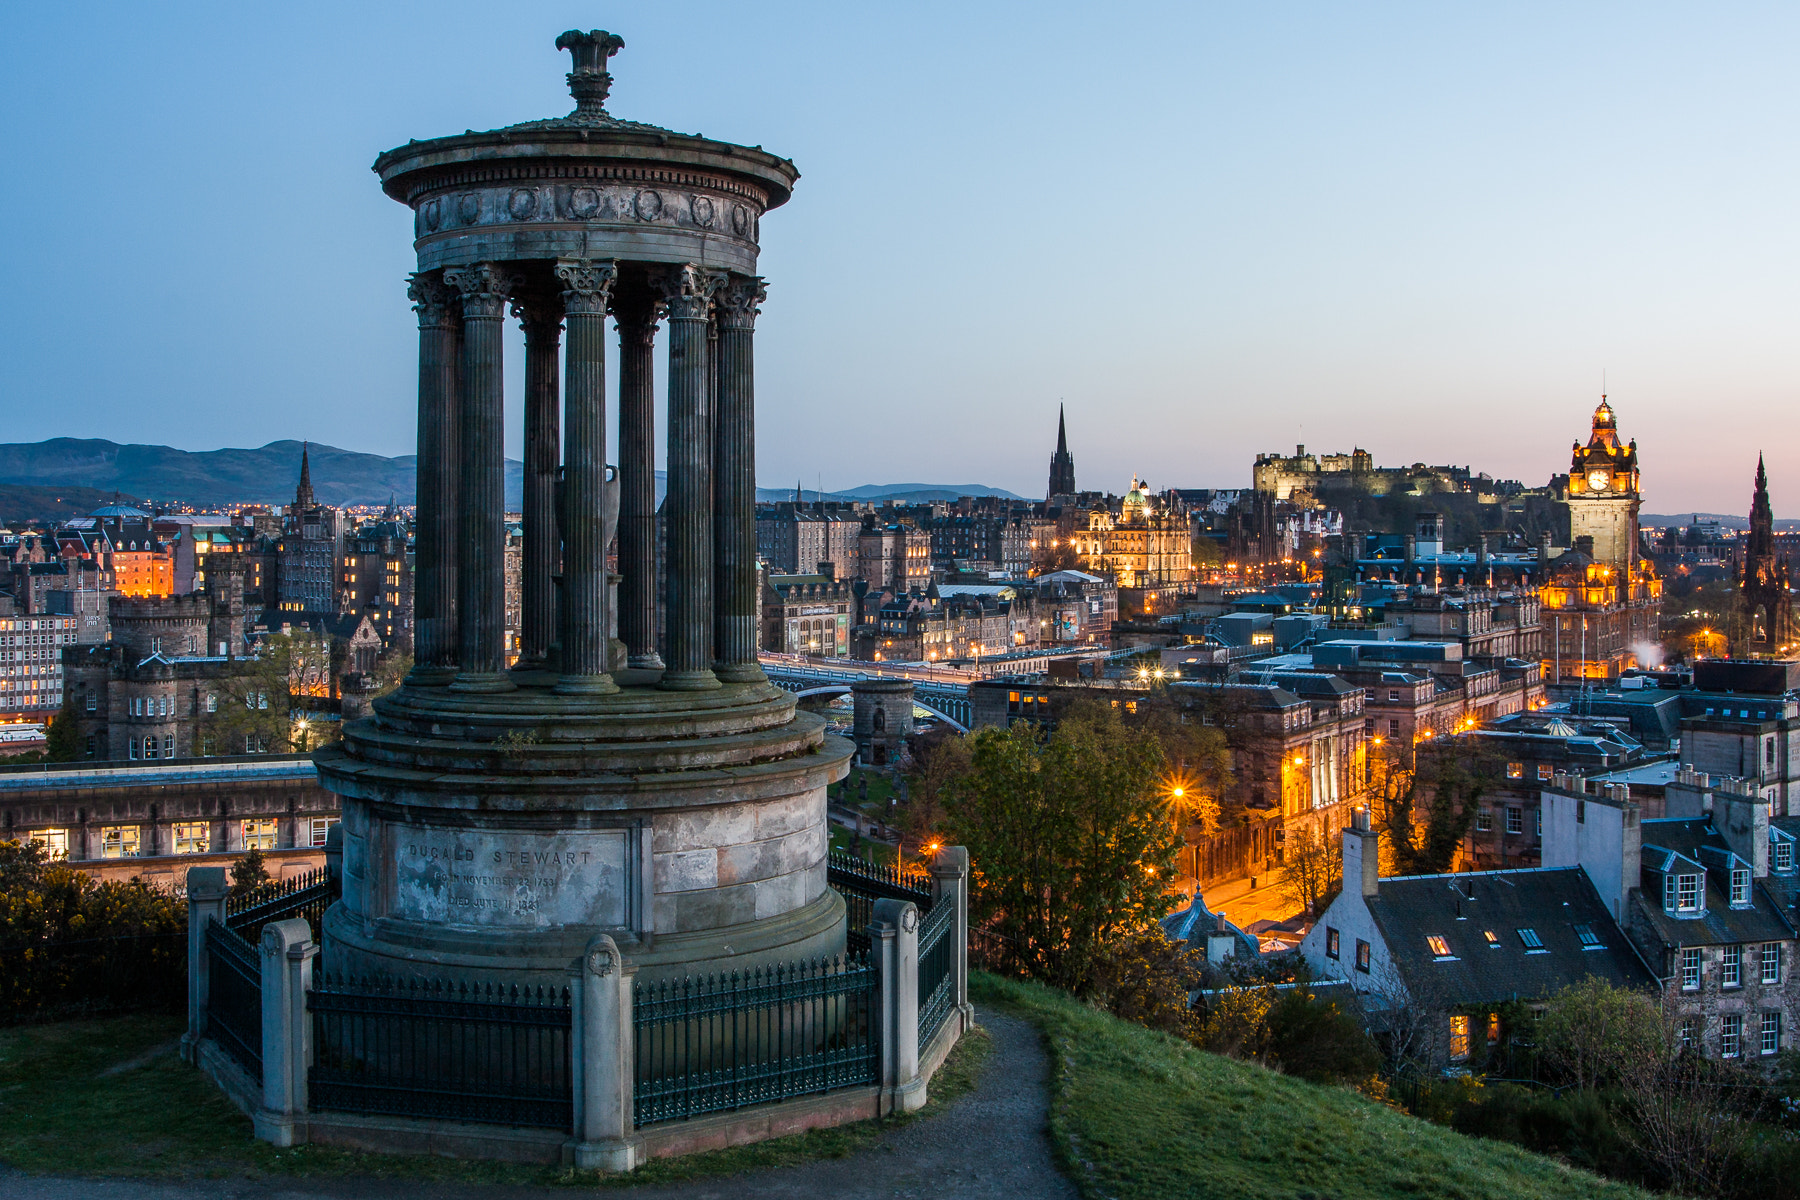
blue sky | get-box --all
[2,3,1795,513]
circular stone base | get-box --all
[314,681,854,990]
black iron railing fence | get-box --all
[827,851,932,955]
[309,974,574,1129]
[228,867,335,943]
[205,919,263,1083]
[968,923,1030,979]
[917,899,957,1046]
[0,931,186,1023]
[632,954,880,1128]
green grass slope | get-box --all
[975,973,1651,1200]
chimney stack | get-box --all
[1344,806,1380,898]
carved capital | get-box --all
[406,272,457,329]
[443,262,518,320]
[554,258,618,316]
[509,288,564,337]
[652,263,728,322]
[716,275,768,331]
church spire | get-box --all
[295,442,315,509]
[1046,405,1076,500]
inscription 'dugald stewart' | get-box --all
[390,830,630,929]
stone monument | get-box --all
[851,678,914,767]
[314,30,851,984]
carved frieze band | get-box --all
[553,259,619,316]
[442,263,519,320]
[406,272,457,329]
[716,276,768,331]
[415,184,758,246]
[652,263,728,321]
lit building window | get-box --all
[100,826,140,859]
[242,818,278,851]
[173,822,209,855]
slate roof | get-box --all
[1634,817,1797,948]
[1366,867,1656,1006]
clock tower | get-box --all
[1566,396,1641,573]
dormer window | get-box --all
[1730,869,1751,907]
[1775,837,1795,874]
[1676,874,1700,912]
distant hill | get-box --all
[0,439,525,511]
[1643,512,1800,532]
[0,484,150,529]
[753,483,1030,505]
[0,438,1027,516]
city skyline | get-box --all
[3,3,1796,512]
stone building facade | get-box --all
[1,755,337,888]
[1068,477,1191,589]
[858,526,932,592]
[761,573,854,657]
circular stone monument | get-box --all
[313,30,851,985]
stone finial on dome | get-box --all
[556,29,625,116]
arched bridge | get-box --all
[760,660,972,731]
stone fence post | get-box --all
[871,897,924,1114]
[929,845,973,1031]
[181,866,228,1064]
[568,933,642,1171]
[254,918,316,1147]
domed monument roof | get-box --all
[371,30,798,277]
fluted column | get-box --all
[443,262,516,691]
[513,287,563,674]
[655,263,727,691]
[405,271,460,684]
[614,280,664,670]
[554,259,619,694]
[713,275,767,683]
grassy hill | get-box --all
[975,973,1650,1200]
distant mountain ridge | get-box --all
[1642,512,1800,532]
[0,439,1028,514]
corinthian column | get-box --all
[405,271,459,684]
[654,263,727,691]
[713,275,767,683]
[512,286,563,675]
[442,262,517,691]
[554,258,619,694]
[613,279,663,670]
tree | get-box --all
[1616,996,1763,1197]
[1536,976,1661,1092]
[43,696,81,762]
[1275,824,1342,917]
[1372,742,1491,876]
[944,700,1181,995]
[898,729,971,851]
[1134,695,1233,835]
[230,848,271,899]
[203,632,333,755]
[374,650,413,699]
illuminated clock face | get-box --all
[1586,470,1610,492]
